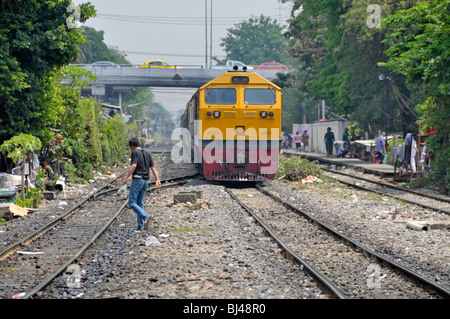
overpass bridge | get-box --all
[79,64,285,90]
[76,65,288,116]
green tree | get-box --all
[103,114,128,165]
[273,64,320,131]
[76,26,129,64]
[0,0,95,141]
[380,0,450,191]
[218,15,288,65]
[122,87,154,121]
[280,0,428,136]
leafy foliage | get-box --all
[0,133,42,201]
[14,183,42,208]
[101,114,128,166]
[277,0,448,191]
[218,15,288,65]
[0,133,42,164]
[380,0,450,191]
[0,0,96,141]
[280,0,428,136]
[76,26,129,64]
[276,154,324,181]
[48,66,128,180]
[273,65,320,131]
[0,2,131,188]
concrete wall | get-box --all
[293,119,348,154]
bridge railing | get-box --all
[70,64,209,69]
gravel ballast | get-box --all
[1,163,448,300]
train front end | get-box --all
[197,71,282,181]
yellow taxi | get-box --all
[139,60,180,69]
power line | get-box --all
[121,50,226,59]
[389,80,418,117]
[123,50,215,58]
[373,101,418,130]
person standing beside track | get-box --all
[294,131,302,151]
[342,127,350,143]
[301,130,309,152]
[123,137,161,231]
[324,127,335,157]
[374,132,387,164]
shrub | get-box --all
[276,154,324,181]
[15,185,42,208]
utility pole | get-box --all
[210,0,213,67]
[205,0,208,68]
[322,100,326,119]
[385,76,389,148]
[379,74,390,151]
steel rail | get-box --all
[256,185,450,299]
[323,171,450,215]
[92,174,199,199]
[22,178,190,299]
[322,168,450,204]
[0,174,123,261]
[225,188,347,299]
[0,170,188,260]
[286,152,449,204]
[22,199,128,299]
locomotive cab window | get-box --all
[205,88,236,105]
[244,88,276,105]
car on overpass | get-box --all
[139,60,180,69]
[90,61,121,68]
[254,61,291,70]
[210,60,253,71]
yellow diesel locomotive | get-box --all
[180,69,282,181]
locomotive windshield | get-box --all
[244,88,276,105]
[205,88,236,105]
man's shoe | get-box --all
[143,216,150,230]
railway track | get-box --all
[0,168,193,299]
[322,168,450,216]
[147,137,175,154]
[226,185,450,299]
[2,139,446,300]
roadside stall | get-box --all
[350,139,373,161]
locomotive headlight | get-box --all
[213,110,221,118]
[260,111,268,118]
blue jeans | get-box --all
[129,178,149,229]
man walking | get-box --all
[123,137,161,231]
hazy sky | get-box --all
[74,0,292,66]
[72,0,293,118]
